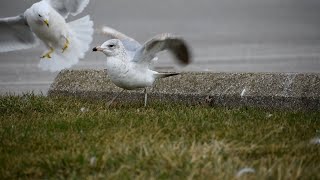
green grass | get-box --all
[0,94,319,179]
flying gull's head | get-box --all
[92,39,125,57]
[32,2,50,27]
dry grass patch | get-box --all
[0,95,319,179]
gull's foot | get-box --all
[41,48,54,59]
[62,38,70,53]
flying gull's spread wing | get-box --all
[132,33,191,65]
[46,0,90,18]
[100,26,141,56]
[0,15,38,53]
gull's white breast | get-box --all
[105,58,155,90]
[25,5,68,48]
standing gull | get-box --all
[0,0,93,72]
[93,26,191,106]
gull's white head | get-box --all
[92,39,125,57]
[31,2,50,27]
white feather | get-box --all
[241,88,246,97]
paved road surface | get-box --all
[1,0,320,94]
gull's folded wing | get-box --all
[132,33,191,65]
[0,15,38,53]
[46,0,90,18]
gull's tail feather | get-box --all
[38,15,93,72]
[154,72,180,79]
[68,15,94,59]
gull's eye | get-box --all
[108,44,115,48]
[38,14,42,17]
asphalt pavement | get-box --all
[1,0,320,94]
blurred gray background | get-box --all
[1,0,320,94]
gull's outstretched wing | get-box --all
[132,33,191,65]
[0,15,38,53]
[99,26,141,57]
[46,0,90,18]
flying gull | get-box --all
[0,0,93,72]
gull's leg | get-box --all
[41,47,54,59]
[62,37,70,53]
[144,88,148,107]
[107,89,125,107]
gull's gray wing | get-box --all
[0,15,38,53]
[132,33,191,65]
[99,26,141,58]
[45,0,90,18]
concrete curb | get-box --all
[48,70,320,110]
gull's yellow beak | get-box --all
[44,19,49,27]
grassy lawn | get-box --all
[0,95,319,179]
